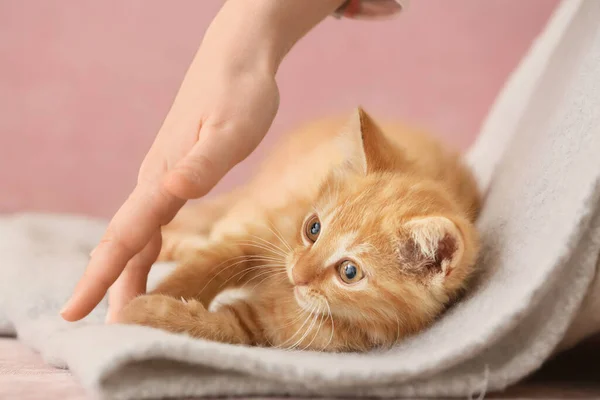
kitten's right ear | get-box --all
[398,216,479,295]
[336,107,396,174]
[398,216,465,279]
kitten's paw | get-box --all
[117,294,205,331]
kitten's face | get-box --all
[287,174,457,328]
[284,108,477,340]
[288,175,401,322]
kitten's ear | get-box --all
[337,107,396,174]
[398,216,465,279]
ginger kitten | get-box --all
[118,108,481,352]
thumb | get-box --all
[164,127,239,199]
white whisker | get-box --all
[248,271,288,290]
[242,267,284,288]
[273,307,310,331]
[267,224,293,253]
[303,310,325,351]
[219,262,283,289]
[395,314,401,345]
[322,299,335,351]
[235,240,287,259]
[197,256,255,296]
[246,234,289,258]
[278,306,315,349]
[289,307,320,350]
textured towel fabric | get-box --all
[1,0,600,398]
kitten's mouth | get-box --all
[294,286,322,313]
[293,286,306,306]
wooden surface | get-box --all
[1,335,599,399]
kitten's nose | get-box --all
[292,268,310,286]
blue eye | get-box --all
[344,264,357,279]
[305,215,321,242]
[338,260,363,284]
[310,222,320,235]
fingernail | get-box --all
[89,246,98,258]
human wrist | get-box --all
[200,0,345,76]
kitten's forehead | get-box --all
[323,231,358,267]
[313,205,386,268]
[317,174,382,214]
[319,205,342,228]
[317,191,382,233]
[311,182,399,265]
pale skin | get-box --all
[60,0,346,322]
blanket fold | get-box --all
[2,0,600,398]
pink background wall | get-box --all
[0,0,558,218]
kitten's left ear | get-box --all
[399,216,465,279]
[337,107,397,174]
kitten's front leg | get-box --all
[152,242,251,307]
[118,294,256,345]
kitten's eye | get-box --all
[304,215,321,243]
[338,260,364,284]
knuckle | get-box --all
[104,225,141,257]
[187,152,218,177]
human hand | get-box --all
[60,48,279,323]
[59,0,344,323]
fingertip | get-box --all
[59,276,109,322]
[59,299,79,322]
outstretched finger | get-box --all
[60,185,183,321]
[105,230,162,323]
